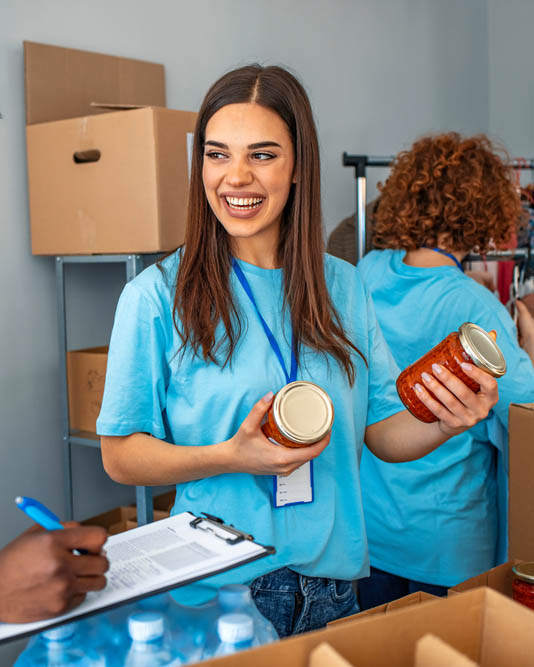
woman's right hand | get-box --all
[227,392,331,476]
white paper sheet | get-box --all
[0,512,272,643]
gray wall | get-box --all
[0,0,497,659]
[488,0,534,157]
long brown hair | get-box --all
[171,64,364,384]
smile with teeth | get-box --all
[225,196,264,210]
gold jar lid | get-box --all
[273,381,334,445]
[512,562,534,583]
[458,323,506,378]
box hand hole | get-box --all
[73,149,101,164]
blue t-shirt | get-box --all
[97,252,403,603]
[358,249,534,587]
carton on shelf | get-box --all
[24,41,197,255]
[67,346,108,434]
[199,588,534,667]
[508,403,534,562]
[82,506,170,535]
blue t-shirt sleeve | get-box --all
[96,282,170,439]
[364,287,404,426]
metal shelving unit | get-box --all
[56,254,158,525]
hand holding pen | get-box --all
[0,498,109,624]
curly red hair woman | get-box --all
[356,132,534,612]
[372,132,521,253]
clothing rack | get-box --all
[342,153,534,264]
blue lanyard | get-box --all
[231,258,297,384]
[426,247,464,272]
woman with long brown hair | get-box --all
[357,133,534,611]
[97,68,498,637]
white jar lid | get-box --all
[128,611,164,641]
[217,613,254,644]
[273,381,334,444]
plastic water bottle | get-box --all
[213,613,255,657]
[218,584,278,644]
[14,622,105,666]
[124,611,182,666]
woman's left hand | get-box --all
[414,362,499,437]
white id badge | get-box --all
[274,461,314,507]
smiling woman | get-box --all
[96,64,499,639]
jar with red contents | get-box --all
[512,563,534,610]
[396,322,506,423]
[261,381,334,448]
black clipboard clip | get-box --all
[189,513,254,545]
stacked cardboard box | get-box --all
[82,491,175,535]
[24,41,197,255]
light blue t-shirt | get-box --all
[358,249,534,587]
[97,252,404,603]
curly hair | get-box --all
[372,133,522,254]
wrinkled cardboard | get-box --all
[415,634,477,667]
[66,346,108,433]
[24,41,165,124]
[508,403,534,561]
[199,588,534,667]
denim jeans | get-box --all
[250,567,359,638]
[357,566,448,611]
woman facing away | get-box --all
[96,69,498,637]
[356,132,534,610]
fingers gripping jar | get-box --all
[261,381,334,448]
[396,322,506,423]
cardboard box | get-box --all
[198,588,534,667]
[509,403,534,561]
[24,41,166,125]
[24,42,197,255]
[66,346,108,433]
[328,590,438,626]
[152,491,176,513]
[82,506,170,535]
[448,560,522,599]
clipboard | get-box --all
[0,511,275,644]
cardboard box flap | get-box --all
[309,643,356,667]
[24,41,166,124]
[510,402,534,411]
[89,102,151,111]
[449,560,522,597]
[329,591,438,626]
[415,634,477,667]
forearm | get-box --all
[365,410,451,462]
[101,433,233,485]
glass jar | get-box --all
[261,381,334,448]
[396,322,506,423]
[512,563,534,610]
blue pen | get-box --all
[15,496,88,554]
